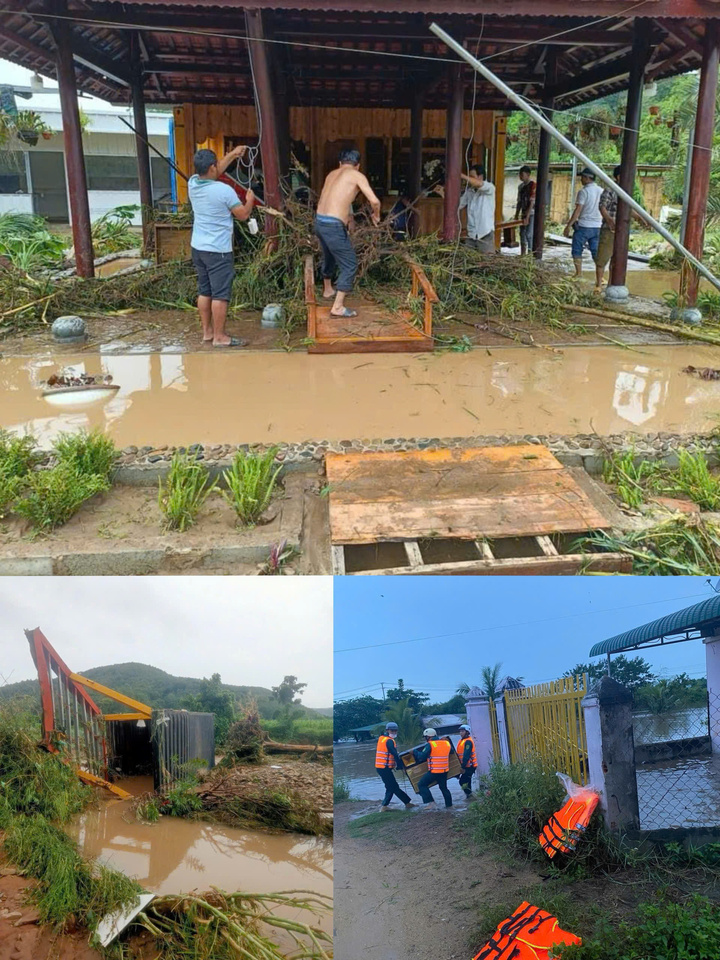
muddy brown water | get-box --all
[2,344,720,448]
[94,258,143,278]
[67,795,332,937]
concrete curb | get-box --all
[0,475,305,577]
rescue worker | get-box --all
[375,721,415,812]
[457,723,477,799]
[413,727,453,810]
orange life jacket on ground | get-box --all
[538,792,600,859]
[427,738,451,773]
[375,734,396,769]
[472,901,581,960]
[458,735,477,768]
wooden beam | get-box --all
[130,33,153,249]
[0,24,52,62]
[553,54,634,100]
[245,9,282,237]
[70,34,131,87]
[533,48,557,259]
[443,65,464,242]
[50,10,94,278]
[70,673,153,717]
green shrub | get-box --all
[262,716,334,746]
[54,429,116,481]
[221,447,282,525]
[158,451,216,531]
[159,779,204,817]
[0,429,38,477]
[0,472,24,519]
[661,449,720,511]
[602,450,661,509]
[562,895,720,960]
[468,758,564,852]
[14,462,109,532]
[333,777,351,802]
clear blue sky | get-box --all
[334,577,716,703]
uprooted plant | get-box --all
[221,447,283,525]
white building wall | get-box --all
[87,191,146,225]
[0,194,34,215]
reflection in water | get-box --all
[68,797,333,900]
[334,740,468,804]
[637,755,720,830]
[1,345,720,448]
[634,707,709,745]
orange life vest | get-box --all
[472,901,581,960]
[458,735,477,768]
[538,792,600,859]
[375,734,396,769]
[427,738,451,773]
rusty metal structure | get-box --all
[25,627,215,796]
[2,1,719,300]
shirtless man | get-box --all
[314,148,381,318]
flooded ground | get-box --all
[633,706,708,745]
[636,754,720,830]
[334,740,469,806]
[67,794,332,936]
[2,343,720,448]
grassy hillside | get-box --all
[0,662,325,720]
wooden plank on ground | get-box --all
[326,445,616,544]
[348,553,633,576]
[308,299,434,354]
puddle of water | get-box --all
[95,258,142,278]
[334,740,469,805]
[637,754,720,830]
[2,344,720,448]
[67,794,332,939]
[626,268,716,301]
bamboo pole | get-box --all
[559,303,720,347]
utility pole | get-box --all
[606,653,612,677]
[380,683,386,702]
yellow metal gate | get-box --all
[503,674,589,785]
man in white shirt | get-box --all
[459,165,496,252]
[563,168,603,279]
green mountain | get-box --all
[0,662,325,719]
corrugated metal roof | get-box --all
[589,595,720,657]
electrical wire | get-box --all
[335,590,712,653]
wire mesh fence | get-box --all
[634,689,720,830]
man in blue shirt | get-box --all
[188,147,256,347]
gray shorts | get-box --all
[464,233,494,253]
[192,247,235,302]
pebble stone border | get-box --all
[109,432,719,477]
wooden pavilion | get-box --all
[2,0,720,305]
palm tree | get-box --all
[480,663,503,701]
[382,698,423,745]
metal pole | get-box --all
[569,156,577,220]
[429,23,720,297]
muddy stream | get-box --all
[66,780,333,941]
[2,344,720,447]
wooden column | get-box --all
[609,19,651,290]
[408,89,424,237]
[245,9,282,236]
[493,114,507,250]
[130,34,153,251]
[682,19,720,307]
[533,49,557,260]
[443,66,464,242]
[267,26,291,192]
[50,16,94,276]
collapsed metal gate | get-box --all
[26,627,215,796]
[503,674,589,785]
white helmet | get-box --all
[423,727,437,738]
[459,723,471,733]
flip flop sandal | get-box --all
[213,337,249,348]
[330,308,358,318]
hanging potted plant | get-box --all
[648,105,660,116]
[14,110,45,146]
[609,124,621,138]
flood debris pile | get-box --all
[1,196,585,338]
[195,759,333,836]
[135,890,332,960]
[224,705,267,763]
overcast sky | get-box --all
[335,577,716,703]
[0,578,332,707]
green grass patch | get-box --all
[262,716,333,746]
[333,777,351,802]
[14,461,109,532]
[221,448,283,525]
[602,450,662,509]
[577,516,720,575]
[54,429,116,482]
[660,449,720,511]
[158,451,216,531]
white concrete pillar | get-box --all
[495,697,511,765]
[582,691,608,817]
[704,631,720,754]
[465,686,494,775]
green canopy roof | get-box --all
[589,595,720,658]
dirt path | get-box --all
[334,801,543,960]
[0,864,102,960]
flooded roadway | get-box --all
[68,796,332,936]
[1,343,720,447]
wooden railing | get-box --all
[406,258,439,338]
[304,254,317,340]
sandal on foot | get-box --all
[330,307,358,318]
[213,337,249,348]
